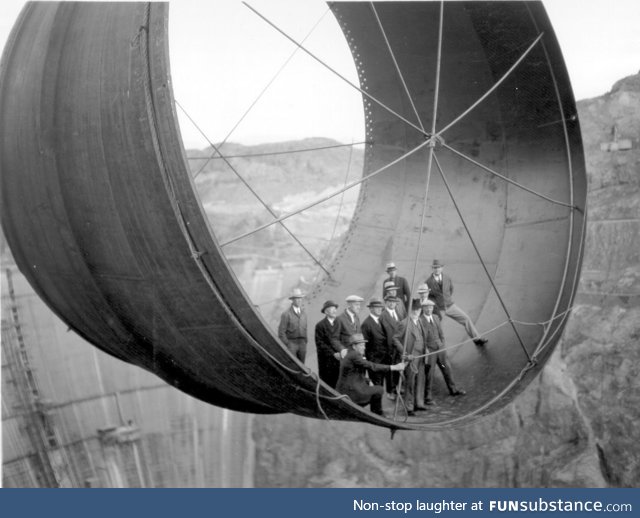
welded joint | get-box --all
[425,133,445,148]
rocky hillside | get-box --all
[251,73,640,488]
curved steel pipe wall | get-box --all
[0,2,586,429]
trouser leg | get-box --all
[369,386,385,415]
[424,354,435,401]
[445,303,479,339]
[435,351,458,394]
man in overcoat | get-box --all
[314,300,345,388]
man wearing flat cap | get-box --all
[426,259,488,346]
[382,262,411,309]
[336,333,406,416]
[421,298,465,403]
[361,297,396,403]
[337,294,363,347]
[278,288,308,362]
[314,300,345,388]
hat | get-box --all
[367,297,384,308]
[383,280,397,292]
[431,259,445,268]
[410,298,422,311]
[321,300,338,313]
[420,299,436,307]
[345,294,364,303]
[385,262,397,272]
[417,283,430,294]
[348,333,367,345]
[288,288,305,299]
[384,294,398,302]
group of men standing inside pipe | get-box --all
[277,260,488,417]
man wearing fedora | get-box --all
[380,294,403,400]
[336,333,406,416]
[426,259,488,346]
[393,299,429,414]
[336,294,363,347]
[382,262,411,309]
[278,288,308,362]
[314,300,345,388]
[361,297,396,397]
[421,299,466,403]
[383,280,407,320]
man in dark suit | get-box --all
[277,288,308,362]
[393,299,428,414]
[361,297,395,400]
[426,259,488,346]
[380,294,403,400]
[420,299,465,403]
[382,262,411,309]
[383,280,407,320]
[314,300,346,388]
[336,333,406,416]
[336,294,363,347]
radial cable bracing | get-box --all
[222,139,431,246]
[177,111,334,279]
[370,3,425,132]
[186,141,369,161]
[433,153,532,362]
[393,1,443,421]
[442,142,578,210]
[435,32,544,138]
[189,9,330,179]
[243,2,427,137]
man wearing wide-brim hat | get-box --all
[278,288,308,362]
[420,298,466,404]
[382,262,411,310]
[336,294,363,347]
[425,259,488,346]
[335,333,405,416]
[314,300,345,388]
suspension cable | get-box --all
[441,142,579,210]
[243,2,427,137]
[186,140,369,161]
[221,139,431,246]
[370,2,425,133]
[392,0,444,420]
[432,152,532,361]
[191,9,331,179]
[435,32,544,138]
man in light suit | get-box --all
[336,294,363,347]
[277,288,308,362]
[426,259,488,346]
[421,299,465,403]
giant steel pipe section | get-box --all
[0,2,586,430]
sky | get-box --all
[1,0,638,148]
